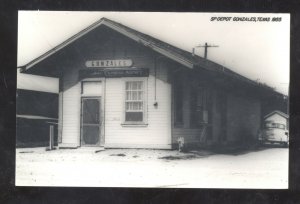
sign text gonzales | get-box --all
[85,59,133,68]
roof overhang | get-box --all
[19,17,287,99]
[21,18,194,74]
[264,110,289,119]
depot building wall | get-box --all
[225,93,261,143]
[58,29,172,149]
[170,69,262,147]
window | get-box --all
[265,122,273,128]
[277,124,285,129]
[81,81,102,95]
[265,122,285,129]
[125,81,144,122]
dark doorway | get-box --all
[81,97,101,146]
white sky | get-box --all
[17,11,290,94]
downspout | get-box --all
[103,77,106,146]
[58,74,63,146]
[154,56,157,102]
[153,55,166,107]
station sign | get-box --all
[79,68,149,79]
[85,59,133,68]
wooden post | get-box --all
[204,42,208,59]
[49,125,54,150]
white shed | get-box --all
[264,110,289,130]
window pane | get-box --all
[140,102,143,110]
[126,102,143,111]
[132,91,137,100]
[82,81,102,95]
[126,91,131,100]
[125,81,144,122]
[126,102,143,110]
[126,82,131,90]
[138,91,143,100]
[132,102,138,110]
[126,81,143,90]
[125,112,143,121]
[137,81,143,90]
[132,82,138,90]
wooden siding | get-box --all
[60,72,172,149]
[104,74,171,149]
[61,82,81,147]
[265,114,287,127]
[57,29,173,149]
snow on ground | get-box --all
[15,147,288,188]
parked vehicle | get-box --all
[260,120,289,147]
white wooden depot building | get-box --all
[20,18,285,149]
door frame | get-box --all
[80,96,102,146]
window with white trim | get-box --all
[125,81,144,122]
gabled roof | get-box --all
[20,17,285,97]
[21,17,195,71]
[264,110,289,119]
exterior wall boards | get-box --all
[265,114,288,127]
[59,28,172,149]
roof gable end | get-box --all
[21,17,194,72]
[264,110,289,119]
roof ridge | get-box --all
[264,110,289,119]
[20,17,287,97]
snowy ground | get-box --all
[15,147,288,188]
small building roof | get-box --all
[264,110,289,119]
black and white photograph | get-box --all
[16,11,289,188]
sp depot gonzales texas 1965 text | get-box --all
[211,16,282,22]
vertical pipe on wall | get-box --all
[49,125,54,150]
[58,92,63,144]
[153,55,167,103]
[58,74,63,145]
[154,56,157,101]
[103,77,106,145]
[59,70,65,145]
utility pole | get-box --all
[193,42,219,59]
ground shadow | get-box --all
[160,143,284,160]
[208,143,286,156]
[159,149,214,160]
